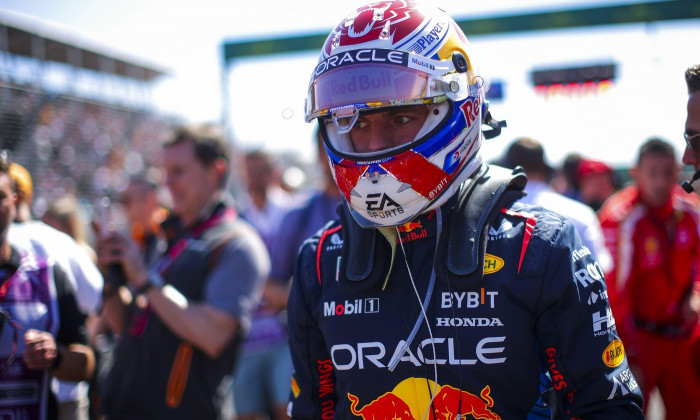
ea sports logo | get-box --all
[365,193,399,211]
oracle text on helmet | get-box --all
[314,49,409,78]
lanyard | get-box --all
[153,206,237,277]
[128,206,237,338]
[0,267,23,376]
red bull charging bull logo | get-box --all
[398,220,427,243]
[347,378,500,420]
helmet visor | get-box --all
[306,63,448,122]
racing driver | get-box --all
[287,1,644,419]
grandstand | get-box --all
[0,11,180,217]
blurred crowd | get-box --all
[0,80,176,219]
[0,67,699,420]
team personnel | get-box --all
[8,163,104,420]
[287,1,643,419]
[681,64,700,418]
[0,152,95,420]
[682,65,700,182]
[598,138,700,418]
[96,125,269,420]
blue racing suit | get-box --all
[288,165,643,420]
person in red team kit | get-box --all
[598,137,700,419]
[287,1,643,419]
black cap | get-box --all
[501,137,551,176]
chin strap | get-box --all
[482,108,507,140]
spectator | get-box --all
[41,194,97,264]
[96,124,269,420]
[119,176,168,266]
[230,149,294,420]
[287,1,643,418]
[268,128,341,289]
[0,151,95,419]
[598,137,700,418]
[550,152,582,200]
[8,162,103,420]
[238,149,292,252]
[577,158,617,211]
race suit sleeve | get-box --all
[287,235,338,420]
[534,218,644,419]
[597,210,636,348]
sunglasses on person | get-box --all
[685,132,700,153]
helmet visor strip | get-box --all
[305,51,460,123]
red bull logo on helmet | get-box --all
[460,96,481,129]
[347,378,500,419]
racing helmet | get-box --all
[306,0,499,228]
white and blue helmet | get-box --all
[306,0,496,228]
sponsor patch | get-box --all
[602,339,625,368]
[398,220,427,243]
[325,233,344,251]
[323,298,380,317]
[347,378,499,420]
[592,307,616,337]
[488,219,519,240]
[587,289,608,305]
[459,96,481,128]
[607,368,639,399]
[483,254,504,274]
[571,245,592,262]
[441,289,498,309]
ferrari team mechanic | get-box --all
[286,1,644,419]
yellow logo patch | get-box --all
[602,339,625,368]
[484,254,504,274]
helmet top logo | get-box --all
[324,2,423,56]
